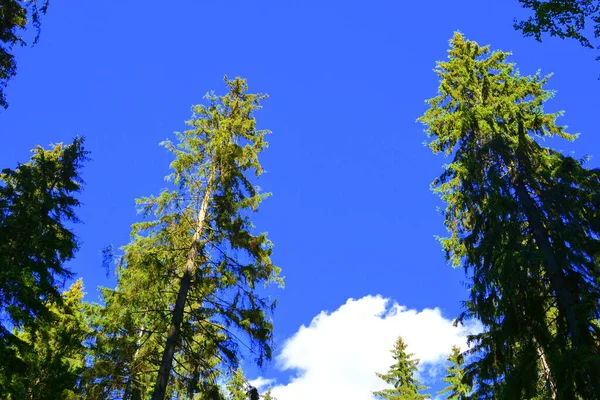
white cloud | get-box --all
[255,295,480,400]
[249,376,276,391]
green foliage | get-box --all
[373,336,430,399]
[261,388,276,400]
[81,285,158,400]
[5,280,91,399]
[0,137,87,395]
[419,32,600,398]
[438,346,471,399]
[225,368,251,400]
[224,368,272,400]
[87,77,282,399]
[515,0,600,60]
[0,0,50,108]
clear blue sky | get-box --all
[1,1,598,396]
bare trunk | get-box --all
[536,342,557,399]
[151,171,215,400]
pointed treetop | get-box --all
[438,346,471,400]
[373,336,430,399]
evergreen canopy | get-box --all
[419,32,600,398]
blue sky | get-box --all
[1,1,598,397]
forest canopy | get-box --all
[1,1,598,399]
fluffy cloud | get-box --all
[256,295,480,400]
[249,376,276,391]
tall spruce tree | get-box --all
[87,77,281,400]
[372,336,430,399]
[438,346,471,400]
[419,33,600,398]
[0,138,87,394]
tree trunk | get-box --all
[535,340,557,399]
[151,171,215,400]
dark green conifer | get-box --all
[0,138,87,394]
[419,33,600,398]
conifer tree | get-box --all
[438,346,471,400]
[373,336,430,399]
[419,33,600,398]
[0,138,87,393]
[87,77,281,400]
[8,279,91,399]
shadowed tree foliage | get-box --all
[0,137,87,394]
[85,77,282,400]
[438,346,471,400]
[515,0,600,60]
[419,32,600,399]
[373,336,430,399]
[0,0,50,109]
